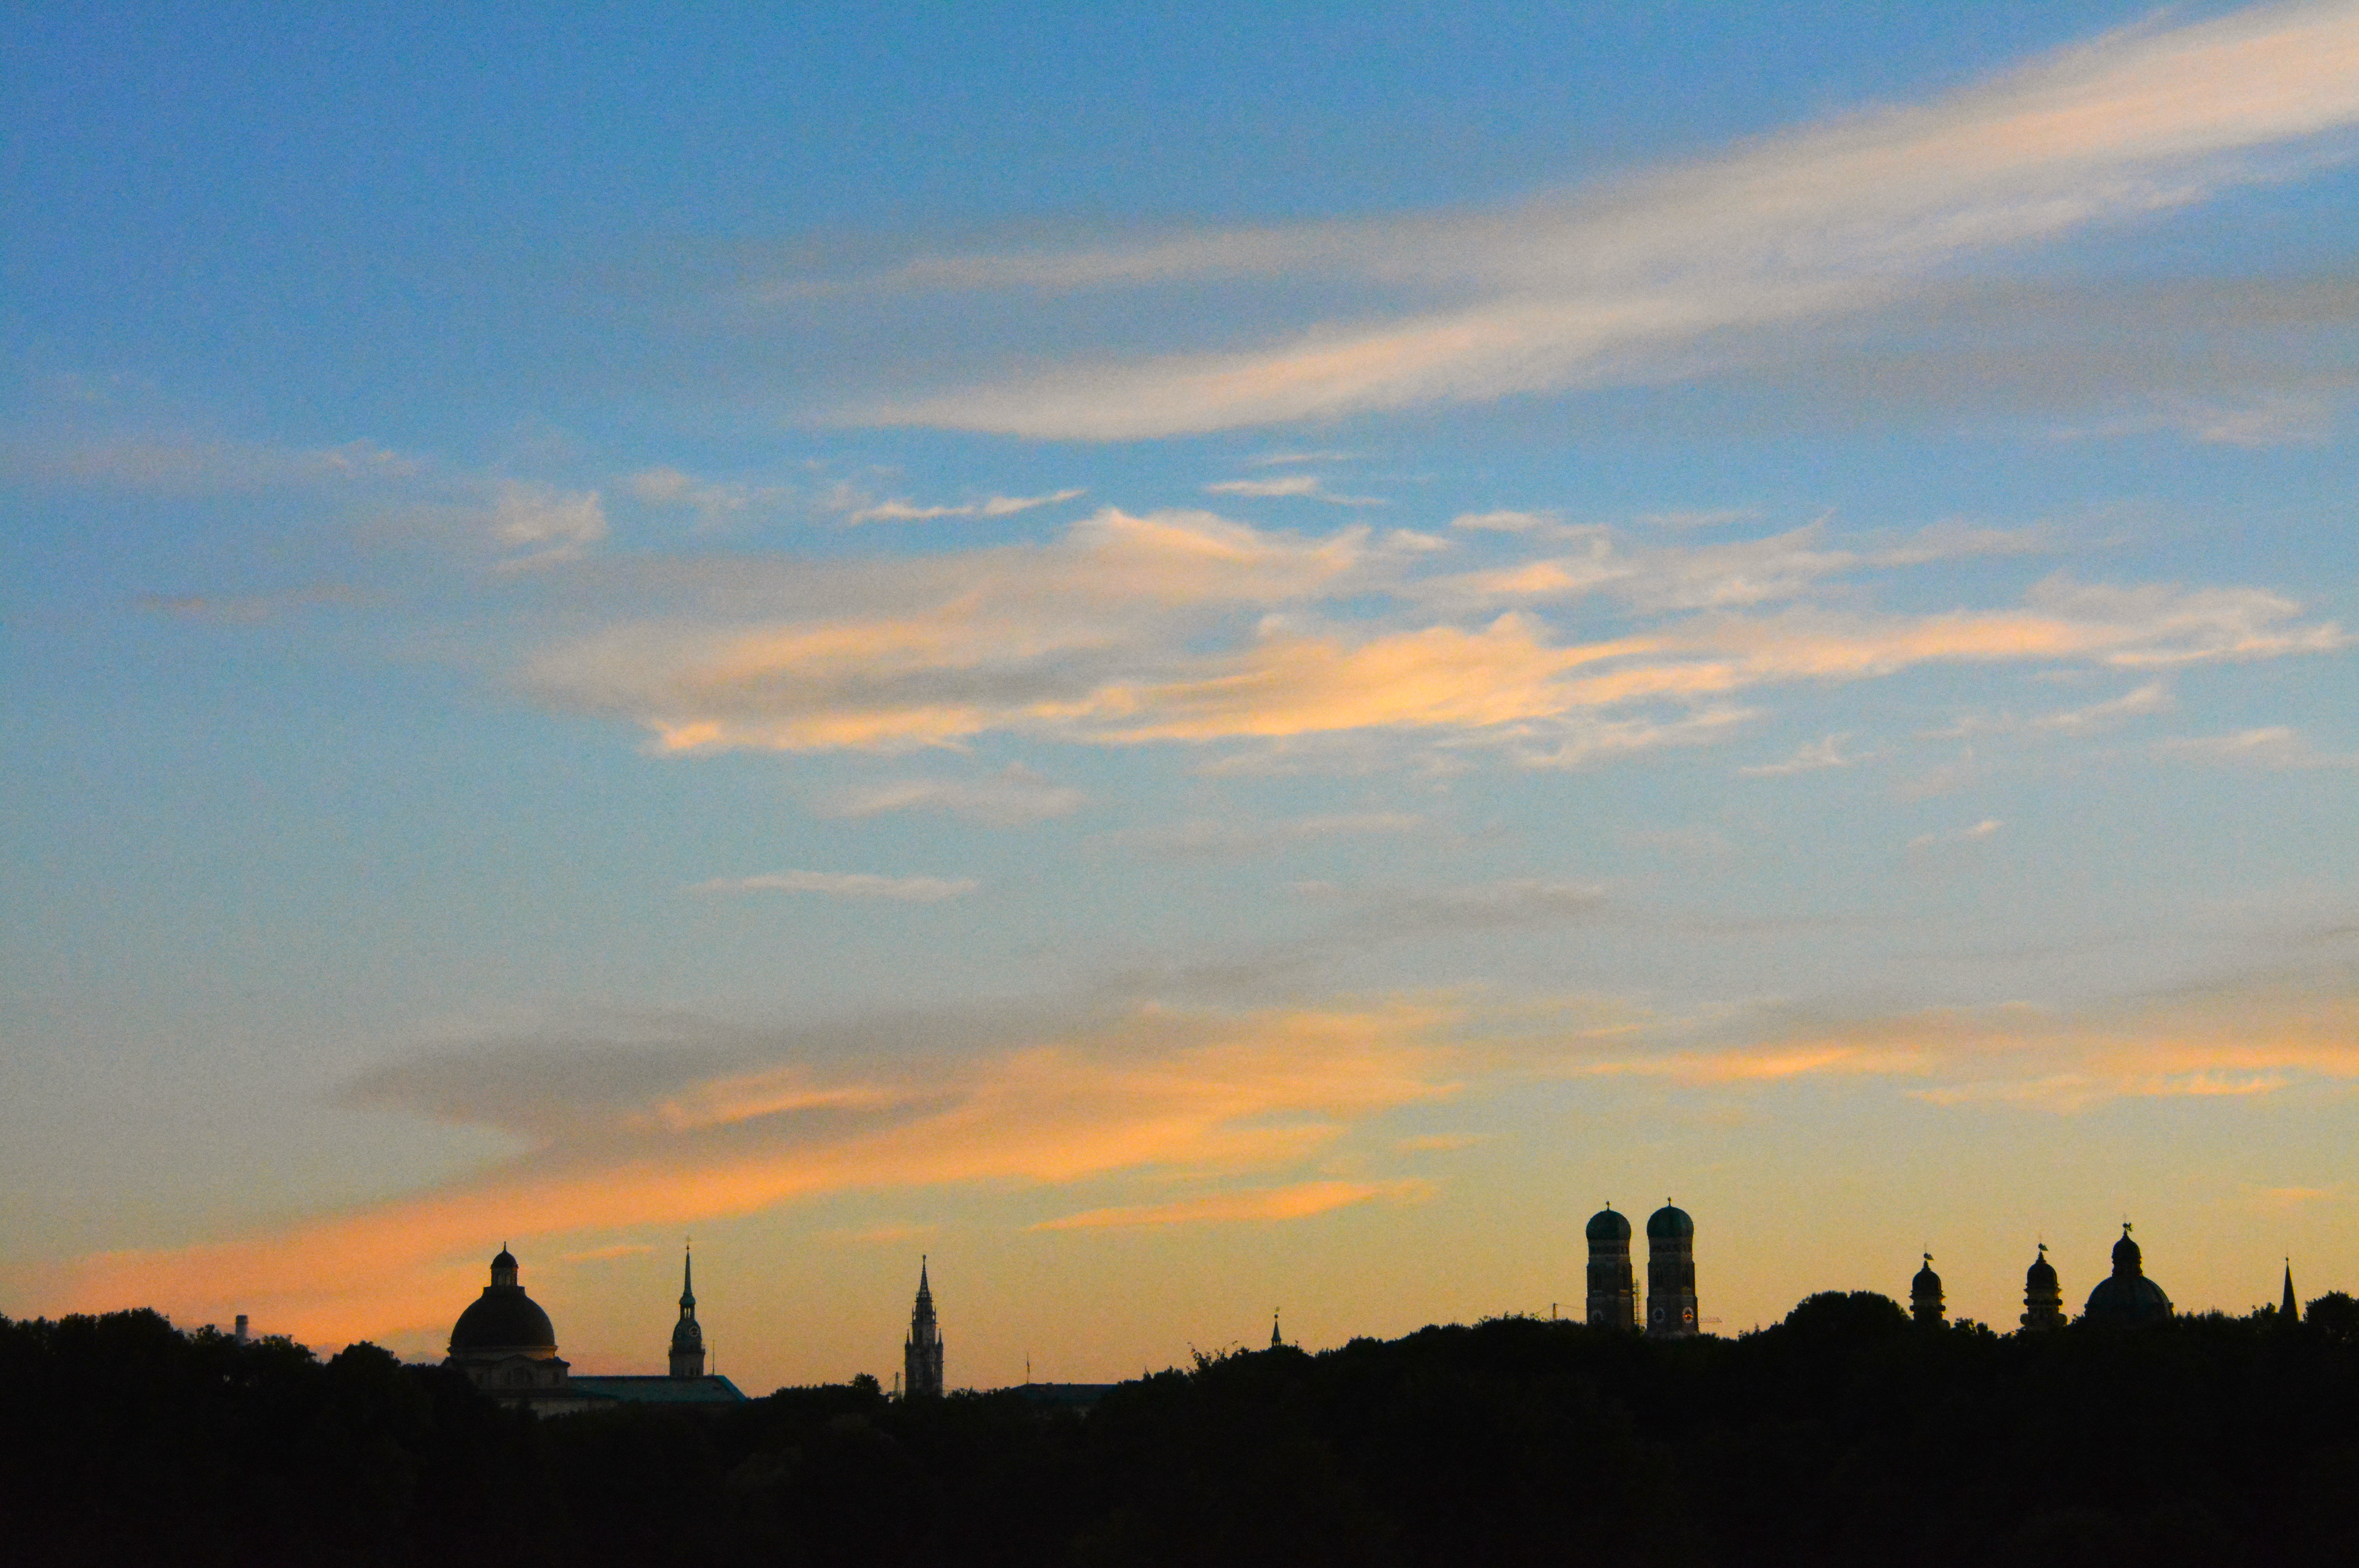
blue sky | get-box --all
[5,1,2358,1388]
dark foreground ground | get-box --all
[8,1293,2359,1567]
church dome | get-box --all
[1913,1259,1942,1296]
[1586,1207,1631,1243]
[449,1250,558,1357]
[1647,1204,1694,1241]
[2083,1225,2172,1327]
[2026,1251,2058,1289]
[2084,1272,2172,1325]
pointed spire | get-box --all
[2283,1259,2299,1323]
[680,1241,696,1311]
[1270,1309,1282,1349]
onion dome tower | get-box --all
[1910,1253,1945,1326]
[904,1257,945,1398]
[1585,1206,1636,1331]
[446,1248,571,1396]
[668,1245,705,1379]
[2020,1244,2065,1331]
[1645,1203,1698,1339]
[2082,1222,2173,1327]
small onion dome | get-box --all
[2026,1249,2058,1289]
[1913,1257,1943,1297]
[450,1250,557,1356]
[1586,1208,1632,1243]
[2112,1228,2142,1274]
[1646,1203,1695,1241]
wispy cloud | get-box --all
[133,584,362,624]
[1205,474,1387,506]
[518,505,2341,763]
[2036,680,2176,732]
[1738,734,1859,777]
[1553,972,2359,1113]
[1031,1179,1430,1231]
[1293,877,1611,939]
[1909,817,2005,851]
[489,481,607,569]
[688,870,978,901]
[846,488,1086,524]
[2059,389,2343,447]
[1124,811,1426,859]
[827,764,1090,826]
[2156,726,2359,768]
[6,433,424,491]
[846,2,2359,436]
[626,466,797,525]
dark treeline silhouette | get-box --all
[12,1294,2359,1566]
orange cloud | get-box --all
[1031,1179,1432,1230]
[57,1003,1459,1346]
[519,494,2340,760]
[1555,976,2359,1111]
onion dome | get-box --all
[1912,1255,1942,1298]
[450,1248,558,1357]
[2025,1247,2058,1290]
[1646,1203,1694,1241]
[1586,1207,1632,1243]
[2112,1228,2142,1274]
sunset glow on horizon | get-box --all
[6,0,2357,1393]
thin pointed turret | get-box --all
[2283,1260,2299,1324]
[1271,1309,1283,1349]
[668,1243,705,1378]
[904,1256,945,1398]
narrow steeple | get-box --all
[668,1242,705,1378]
[1270,1309,1282,1349]
[904,1256,944,1398]
[2283,1260,2299,1324]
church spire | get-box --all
[1270,1309,1282,1349]
[2283,1260,2299,1324]
[668,1241,705,1379]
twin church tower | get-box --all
[1585,1203,1699,1337]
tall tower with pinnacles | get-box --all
[904,1257,945,1398]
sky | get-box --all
[4,0,2357,1391]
